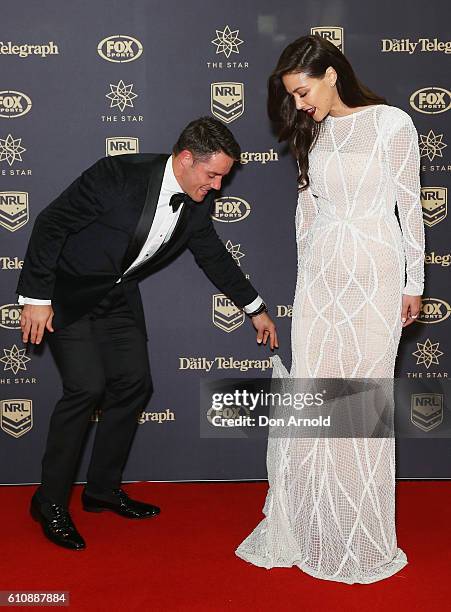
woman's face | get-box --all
[282,68,337,122]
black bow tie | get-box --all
[170,192,195,213]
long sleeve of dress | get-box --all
[296,184,318,264]
[387,114,425,296]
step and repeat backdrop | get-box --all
[1,0,450,484]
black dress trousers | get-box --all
[36,282,153,507]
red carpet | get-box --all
[1,481,450,611]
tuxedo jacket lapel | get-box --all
[121,153,169,272]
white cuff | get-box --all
[403,282,423,296]
[18,295,52,305]
[243,295,263,314]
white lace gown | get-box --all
[235,105,425,584]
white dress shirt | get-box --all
[18,156,263,314]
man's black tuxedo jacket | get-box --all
[16,153,258,334]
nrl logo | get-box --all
[311,27,344,52]
[1,399,33,438]
[106,137,139,156]
[0,91,32,119]
[421,187,447,227]
[212,294,245,333]
[97,35,143,63]
[0,191,29,232]
[410,393,443,432]
[211,82,244,124]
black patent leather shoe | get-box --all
[30,496,86,550]
[82,488,160,519]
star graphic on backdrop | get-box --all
[105,80,138,112]
[419,130,447,162]
[0,344,31,375]
[211,25,243,58]
[0,134,26,166]
[412,338,443,369]
[225,240,245,266]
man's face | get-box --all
[176,151,235,202]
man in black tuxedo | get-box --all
[18,117,278,550]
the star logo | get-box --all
[0,134,26,166]
[225,240,245,266]
[0,344,30,375]
[211,25,243,58]
[412,338,444,369]
[419,130,447,161]
[105,79,138,112]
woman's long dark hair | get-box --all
[268,35,387,190]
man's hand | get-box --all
[21,304,54,344]
[251,312,279,350]
[401,294,421,328]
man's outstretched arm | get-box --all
[187,198,278,350]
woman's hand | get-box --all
[401,294,421,328]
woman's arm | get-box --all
[296,184,318,263]
[387,113,425,296]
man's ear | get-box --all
[178,149,194,168]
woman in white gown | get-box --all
[235,35,425,584]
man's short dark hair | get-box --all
[173,116,241,161]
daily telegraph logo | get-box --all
[418,298,451,324]
[0,191,29,232]
[138,410,175,425]
[212,197,251,223]
[240,149,279,165]
[421,187,447,227]
[106,137,139,156]
[311,27,344,52]
[0,91,32,119]
[277,305,293,318]
[211,82,244,123]
[212,294,245,333]
[0,399,32,438]
[410,87,451,114]
[410,394,443,432]
[381,38,451,54]
[0,41,59,58]
[0,257,23,270]
[97,35,143,63]
[419,130,447,162]
[425,252,451,267]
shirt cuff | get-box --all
[18,295,52,306]
[242,295,263,314]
